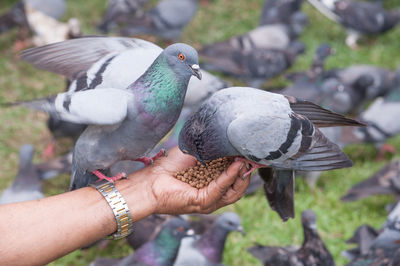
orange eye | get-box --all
[177,226,184,232]
[178,53,185,61]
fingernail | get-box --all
[245,162,251,170]
[239,162,245,170]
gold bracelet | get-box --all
[90,180,133,240]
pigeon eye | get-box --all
[177,226,184,232]
[178,53,185,61]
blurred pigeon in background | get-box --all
[286,43,335,83]
[346,202,400,265]
[0,0,80,48]
[0,144,43,204]
[260,0,305,26]
[97,0,150,33]
[308,0,400,49]
[341,160,400,203]
[119,0,198,41]
[179,87,362,221]
[126,214,170,250]
[0,0,66,34]
[354,68,400,158]
[248,210,335,266]
[174,212,244,266]
[35,151,73,180]
[200,41,305,88]
[342,224,380,261]
[91,217,191,266]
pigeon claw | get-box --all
[235,157,265,179]
[43,140,56,159]
[135,149,167,166]
[93,170,127,183]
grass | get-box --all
[0,0,399,265]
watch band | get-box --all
[90,180,133,240]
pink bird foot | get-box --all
[235,157,265,179]
[135,149,167,166]
[93,170,127,183]
[43,140,56,159]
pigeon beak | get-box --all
[186,229,195,236]
[191,64,202,80]
[236,225,246,236]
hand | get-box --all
[140,146,250,214]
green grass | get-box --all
[0,0,400,265]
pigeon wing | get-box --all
[52,88,132,125]
[20,36,160,79]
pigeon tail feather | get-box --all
[259,168,295,222]
[285,95,365,127]
[2,95,57,115]
[289,128,353,171]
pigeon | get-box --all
[126,214,170,250]
[0,145,43,204]
[174,212,244,266]
[260,0,305,26]
[119,0,198,41]
[341,160,400,203]
[97,0,150,33]
[200,41,306,88]
[35,151,73,180]
[0,0,66,34]
[326,65,396,102]
[248,210,335,266]
[178,87,363,221]
[286,43,335,83]
[15,40,202,190]
[346,202,400,265]
[91,217,191,266]
[342,224,380,261]
[354,69,400,157]
[307,0,400,49]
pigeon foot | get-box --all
[235,157,264,179]
[93,170,127,183]
[43,140,56,159]
[135,149,167,166]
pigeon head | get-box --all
[159,217,191,241]
[164,43,202,80]
[215,212,245,235]
[301,210,317,231]
[179,103,223,164]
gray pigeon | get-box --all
[248,210,335,266]
[91,217,191,266]
[97,0,150,33]
[341,160,400,203]
[0,145,43,204]
[174,212,244,266]
[308,0,400,49]
[260,0,304,26]
[342,224,380,261]
[354,69,400,155]
[0,0,65,34]
[200,41,306,88]
[35,151,73,180]
[119,0,198,41]
[179,87,362,221]
[346,202,400,265]
[16,41,202,190]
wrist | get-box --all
[114,170,157,222]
